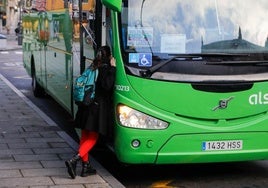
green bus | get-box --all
[22,0,268,164]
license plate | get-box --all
[202,140,243,151]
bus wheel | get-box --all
[32,70,44,97]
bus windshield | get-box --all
[120,0,268,81]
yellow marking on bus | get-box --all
[149,180,175,188]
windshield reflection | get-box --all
[121,0,268,54]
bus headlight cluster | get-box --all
[117,105,169,129]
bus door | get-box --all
[81,11,96,68]
[78,0,99,72]
[71,0,107,76]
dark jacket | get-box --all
[74,64,116,135]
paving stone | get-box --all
[0,177,54,187]
[31,185,85,188]
[26,137,65,143]
[33,147,73,154]
[21,167,67,177]
[0,169,22,178]
[0,148,33,155]
[13,154,60,161]
[8,142,50,149]
[22,125,61,132]
[0,125,18,132]
[0,161,42,170]
[40,131,60,138]
[52,175,107,185]
[0,138,25,143]
[0,154,14,161]
[0,143,8,149]
[3,132,41,138]
[49,142,70,148]
[40,160,67,168]
[85,184,112,188]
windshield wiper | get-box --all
[204,53,268,65]
[140,53,247,77]
[205,60,268,65]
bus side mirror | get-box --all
[101,0,122,12]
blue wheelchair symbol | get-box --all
[139,53,152,67]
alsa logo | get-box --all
[249,92,268,105]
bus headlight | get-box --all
[117,105,169,129]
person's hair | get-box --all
[92,46,111,69]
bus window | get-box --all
[71,0,96,67]
[119,0,268,82]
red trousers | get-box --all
[78,130,99,162]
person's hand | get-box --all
[110,57,116,67]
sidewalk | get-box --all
[0,33,22,51]
[0,34,125,187]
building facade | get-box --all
[0,0,20,34]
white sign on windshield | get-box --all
[127,27,153,47]
[160,34,186,54]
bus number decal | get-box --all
[115,85,130,92]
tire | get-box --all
[32,67,44,97]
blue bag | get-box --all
[73,67,98,106]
